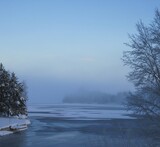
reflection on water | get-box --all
[0,104,157,147]
[0,130,27,147]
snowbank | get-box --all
[0,117,30,136]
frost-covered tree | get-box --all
[9,73,28,116]
[122,9,160,120]
[0,63,28,117]
[0,64,11,116]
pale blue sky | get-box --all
[0,0,160,103]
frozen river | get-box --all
[28,104,133,120]
[0,104,155,147]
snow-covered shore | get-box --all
[0,117,30,136]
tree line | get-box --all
[63,91,127,104]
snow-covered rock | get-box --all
[0,117,30,136]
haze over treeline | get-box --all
[63,90,128,104]
[25,76,132,104]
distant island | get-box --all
[63,91,128,104]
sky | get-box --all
[0,0,160,103]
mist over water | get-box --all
[25,75,133,104]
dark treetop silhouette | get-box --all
[123,9,160,120]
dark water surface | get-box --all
[0,105,158,147]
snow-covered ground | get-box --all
[28,103,134,120]
[0,117,30,136]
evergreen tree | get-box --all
[0,63,28,117]
[9,73,28,116]
[0,63,11,116]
